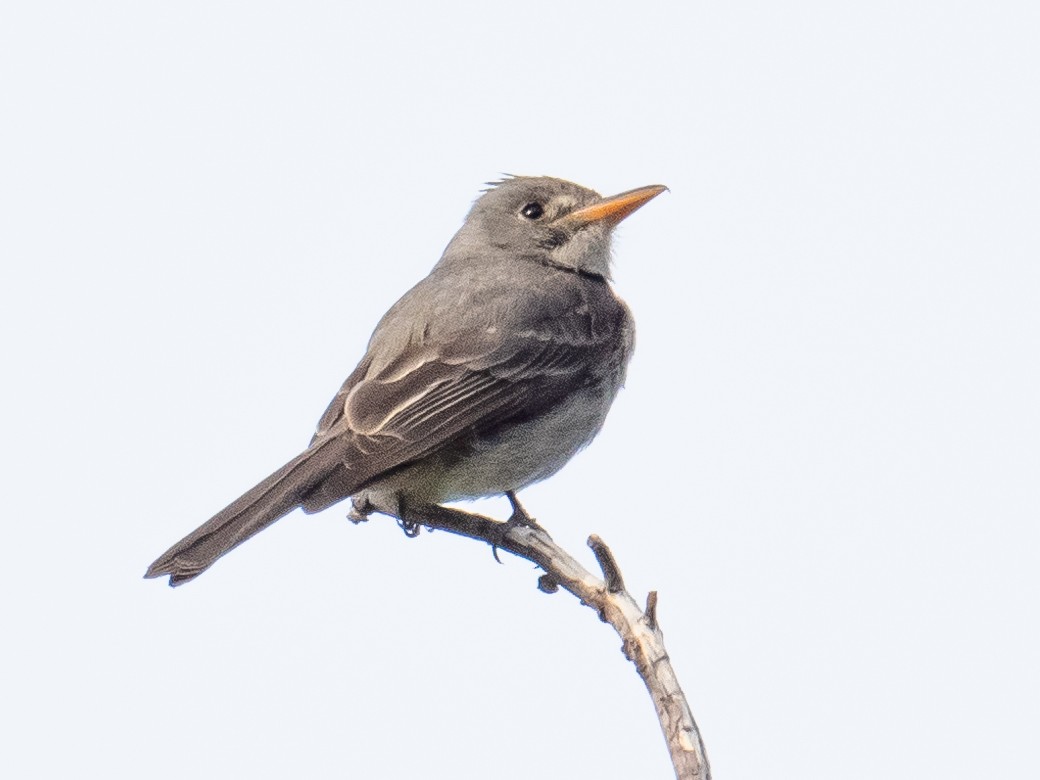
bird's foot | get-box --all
[390,494,421,538]
[397,516,422,538]
[351,493,421,536]
[505,490,540,529]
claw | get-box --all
[397,517,421,538]
[385,494,420,537]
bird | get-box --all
[145,176,667,586]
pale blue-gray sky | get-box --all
[2,2,1037,778]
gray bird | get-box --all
[146,176,666,586]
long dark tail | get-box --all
[145,437,352,586]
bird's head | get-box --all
[444,176,667,278]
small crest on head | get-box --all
[482,174,518,193]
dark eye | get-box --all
[520,202,544,220]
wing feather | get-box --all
[301,269,632,508]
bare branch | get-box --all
[352,496,711,780]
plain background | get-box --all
[2,2,1037,778]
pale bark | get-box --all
[350,496,711,780]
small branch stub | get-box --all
[645,590,659,632]
[588,533,626,593]
[537,573,559,594]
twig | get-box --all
[645,590,659,632]
[352,496,711,780]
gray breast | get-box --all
[356,264,634,507]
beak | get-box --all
[556,184,668,230]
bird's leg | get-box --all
[351,492,421,537]
[505,490,540,528]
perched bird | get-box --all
[146,176,666,586]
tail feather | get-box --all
[145,437,352,586]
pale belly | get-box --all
[357,380,620,506]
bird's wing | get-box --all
[301,330,598,510]
[299,259,633,511]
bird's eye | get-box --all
[520,202,544,220]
